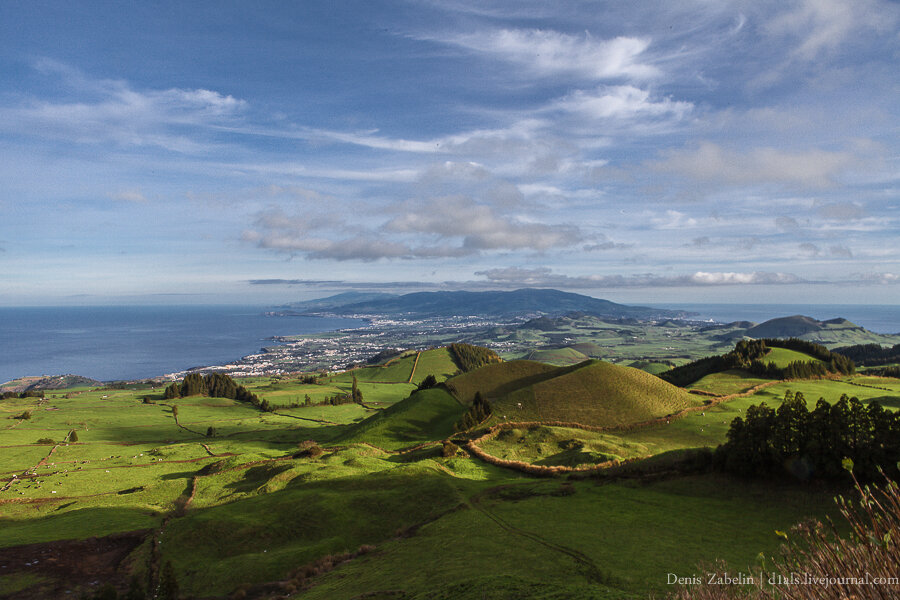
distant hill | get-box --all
[0,374,101,392]
[279,291,398,312]
[521,347,591,366]
[738,315,899,346]
[289,289,691,320]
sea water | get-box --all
[0,305,364,384]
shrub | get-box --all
[295,440,324,459]
[36,438,55,444]
[441,441,460,458]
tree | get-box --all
[417,374,438,390]
[69,430,79,443]
[351,376,363,404]
[206,426,216,437]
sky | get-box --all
[1,0,899,306]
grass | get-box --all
[763,347,823,368]
[492,360,703,428]
[335,388,466,450]
[480,425,652,466]
[521,347,591,365]
[408,347,459,384]
[297,474,838,599]
[444,360,559,404]
[689,369,772,395]
[2,361,895,600]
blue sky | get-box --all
[1,0,898,306]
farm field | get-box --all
[1,344,899,599]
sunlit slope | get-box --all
[335,388,466,449]
[409,347,460,384]
[521,347,590,366]
[492,360,703,428]
[444,360,560,405]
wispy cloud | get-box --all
[652,141,856,188]
[3,61,246,153]
[424,28,659,81]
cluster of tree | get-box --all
[870,365,900,378]
[454,391,492,431]
[714,390,900,480]
[163,373,274,412]
[834,342,900,366]
[417,374,438,390]
[299,373,322,384]
[449,343,501,373]
[1,390,45,399]
[744,358,845,380]
[661,338,854,387]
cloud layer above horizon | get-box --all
[1,0,898,305]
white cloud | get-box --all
[3,64,247,153]
[765,0,899,61]
[472,267,808,288]
[653,141,855,188]
[429,28,659,81]
[550,85,692,121]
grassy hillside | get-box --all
[763,347,824,368]
[444,360,559,405]
[330,353,417,383]
[521,347,590,365]
[492,360,703,428]
[688,369,772,395]
[335,387,466,449]
[409,347,459,384]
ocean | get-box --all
[648,303,900,335]
[0,305,364,384]
[1,303,897,385]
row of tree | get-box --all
[1,390,45,399]
[449,343,501,373]
[661,338,855,387]
[715,390,900,480]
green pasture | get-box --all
[298,474,838,599]
[2,364,896,600]
[689,369,771,395]
[480,425,653,466]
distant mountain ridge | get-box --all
[704,314,899,347]
[280,289,691,320]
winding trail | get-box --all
[468,485,606,583]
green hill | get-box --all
[409,347,460,384]
[521,347,590,366]
[336,387,466,449]
[444,360,559,405]
[492,360,703,428]
[330,352,418,384]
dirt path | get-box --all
[407,352,421,383]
